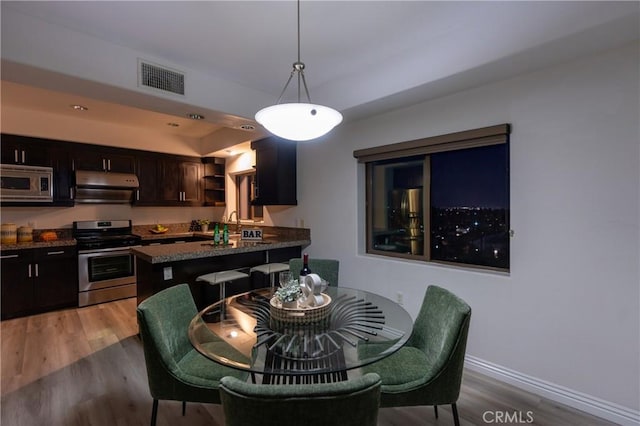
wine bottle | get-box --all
[299,253,312,280]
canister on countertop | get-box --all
[17,226,34,243]
[1,223,18,244]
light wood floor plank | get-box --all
[1,298,615,426]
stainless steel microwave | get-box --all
[0,164,54,202]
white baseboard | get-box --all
[465,355,640,426]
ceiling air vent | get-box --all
[138,60,185,95]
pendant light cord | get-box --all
[297,0,301,64]
[297,0,301,102]
[275,0,312,105]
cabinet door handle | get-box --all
[136,190,140,201]
[21,150,26,164]
[35,264,39,277]
[0,254,19,259]
[47,251,65,256]
[70,187,75,199]
[103,158,107,171]
[14,149,19,163]
[28,264,32,278]
[108,159,111,170]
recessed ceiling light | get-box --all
[167,122,180,127]
[239,124,256,131]
[71,104,88,111]
[187,113,205,120]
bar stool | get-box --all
[196,269,249,302]
[249,263,290,289]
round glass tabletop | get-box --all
[189,287,414,381]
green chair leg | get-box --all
[150,399,158,426]
[182,401,186,416]
[434,405,438,418]
[452,403,460,426]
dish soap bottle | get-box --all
[213,223,220,245]
[223,224,229,245]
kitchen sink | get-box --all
[238,240,273,246]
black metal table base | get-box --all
[261,348,348,384]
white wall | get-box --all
[279,43,640,420]
[1,7,272,121]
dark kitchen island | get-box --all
[131,232,310,309]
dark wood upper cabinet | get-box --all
[181,160,202,204]
[251,136,297,205]
[1,134,74,207]
[157,155,202,206]
[135,153,203,207]
[0,134,51,166]
[2,133,221,208]
[73,147,136,173]
[49,144,74,205]
[134,152,160,205]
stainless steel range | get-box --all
[73,220,141,307]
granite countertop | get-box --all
[1,239,77,251]
[1,224,310,255]
[1,227,76,251]
[136,231,196,241]
[131,237,311,264]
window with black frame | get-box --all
[355,124,511,271]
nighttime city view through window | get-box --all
[362,124,510,270]
[430,143,510,269]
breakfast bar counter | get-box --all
[133,231,310,309]
[131,237,310,264]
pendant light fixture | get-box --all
[255,0,343,141]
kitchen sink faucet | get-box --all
[227,210,240,232]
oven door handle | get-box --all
[78,245,140,255]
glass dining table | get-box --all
[188,286,414,384]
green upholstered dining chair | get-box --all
[219,372,382,426]
[137,284,248,426]
[361,285,471,426]
[289,258,340,287]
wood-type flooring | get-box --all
[1,298,614,425]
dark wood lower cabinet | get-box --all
[0,251,33,319]
[1,247,78,320]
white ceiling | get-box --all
[1,1,638,153]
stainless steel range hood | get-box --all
[75,170,139,204]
